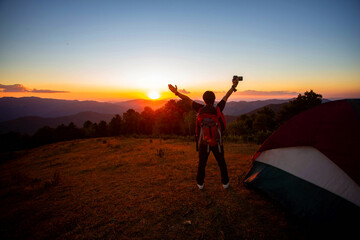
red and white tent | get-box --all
[244,99,360,223]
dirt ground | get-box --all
[1,137,316,239]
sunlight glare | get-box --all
[148,91,160,100]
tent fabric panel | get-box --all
[257,100,360,185]
[244,161,360,223]
[256,146,360,207]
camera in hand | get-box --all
[233,75,243,81]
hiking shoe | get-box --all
[222,182,230,189]
[197,184,204,190]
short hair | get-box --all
[203,91,216,105]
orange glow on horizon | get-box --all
[1,81,359,102]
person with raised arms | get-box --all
[168,76,241,189]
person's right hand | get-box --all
[168,84,178,94]
[232,78,239,88]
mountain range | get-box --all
[0,97,170,122]
[0,111,115,134]
[0,96,291,134]
[223,99,290,116]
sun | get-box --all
[148,91,160,100]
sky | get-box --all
[0,0,359,102]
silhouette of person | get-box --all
[168,77,240,189]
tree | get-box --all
[183,109,196,135]
[83,120,95,138]
[154,100,185,135]
[96,121,108,137]
[278,90,322,124]
[227,114,253,136]
[140,107,155,135]
[109,114,123,136]
[253,107,277,132]
[83,120,93,129]
[175,100,191,135]
[67,122,84,139]
[122,109,141,135]
[33,126,56,145]
[53,122,83,141]
[55,124,68,141]
[0,131,31,153]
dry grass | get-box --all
[0,137,310,239]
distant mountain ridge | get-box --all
[223,99,290,116]
[0,96,296,134]
[114,99,168,112]
[245,103,289,116]
[243,98,331,117]
[0,111,115,134]
[0,97,292,122]
[0,97,127,122]
[0,97,169,122]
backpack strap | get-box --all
[216,106,226,132]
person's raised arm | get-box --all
[222,78,240,102]
[168,84,193,105]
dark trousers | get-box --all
[196,144,229,185]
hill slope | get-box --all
[222,99,290,116]
[114,99,167,112]
[245,102,288,116]
[0,111,115,134]
[0,138,321,239]
[0,97,127,122]
[244,98,332,117]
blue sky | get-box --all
[0,0,359,101]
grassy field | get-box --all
[0,137,314,239]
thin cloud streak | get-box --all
[0,84,69,93]
[238,90,299,96]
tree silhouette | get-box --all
[183,109,196,135]
[55,124,69,141]
[96,121,108,137]
[227,114,253,136]
[122,109,141,135]
[155,100,185,135]
[33,126,56,145]
[109,114,123,136]
[67,122,84,139]
[83,120,95,137]
[0,131,31,153]
[278,90,322,124]
[253,107,276,132]
[140,107,155,135]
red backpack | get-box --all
[196,106,226,152]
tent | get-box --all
[244,99,360,223]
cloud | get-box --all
[0,84,69,93]
[31,89,69,93]
[0,84,28,92]
[238,90,299,96]
[178,89,190,94]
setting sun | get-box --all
[148,91,160,100]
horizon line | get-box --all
[0,95,355,103]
